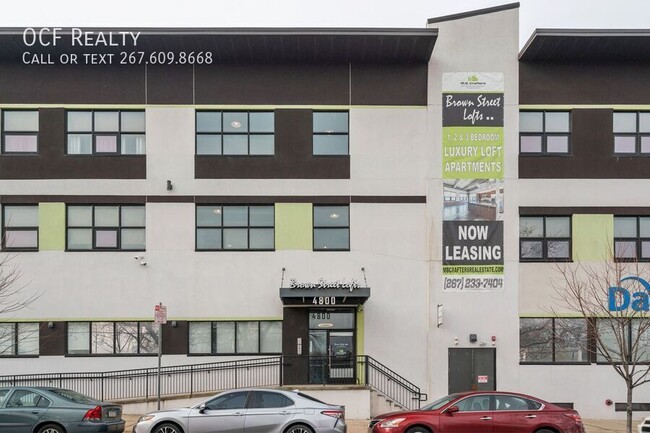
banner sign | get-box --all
[442,72,505,292]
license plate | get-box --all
[108,409,118,418]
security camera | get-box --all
[140,261,147,266]
[134,255,143,260]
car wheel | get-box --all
[153,423,183,433]
[37,425,65,433]
[285,424,314,433]
[406,427,431,433]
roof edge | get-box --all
[427,2,519,25]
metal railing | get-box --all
[0,355,426,410]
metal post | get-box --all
[157,319,162,410]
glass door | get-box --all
[308,309,355,384]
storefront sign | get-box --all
[289,278,361,292]
[442,72,505,292]
[609,276,650,311]
[280,280,370,306]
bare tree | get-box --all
[552,249,650,433]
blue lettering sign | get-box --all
[608,276,650,312]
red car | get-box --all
[368,391,585,433]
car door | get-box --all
[0,389,49,433]
[438,394,493,433]
[490,394,542,433]
[244,391,295,433]
[188,391,249,433]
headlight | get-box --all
[137,415,155,423]
[380,418,406,428]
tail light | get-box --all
[321,409,345,420]
[563,412,583,424]
[83,406,103,422]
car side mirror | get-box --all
[445,406,460,415]
[199,403,207,414]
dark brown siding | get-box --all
[147,64,194,105]
[519,109,650,179]
[162,321,188,355]
[40,321,65,356]
[351,64,427,106]
[0,108,147,179]
[520,61,650,105]
[195,109,349,179]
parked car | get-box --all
[638,416,650,433]
[368,391,585,433]
[133,388,345,433]
[0,385,125,433]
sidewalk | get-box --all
[123,415,633,433]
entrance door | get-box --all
[308,309,355,384]
[448,348,496,394]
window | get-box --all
[196,205,274,251]
[454,395,491,412]
[66,321,159,355]
[249,391,293,409]
[313,112,348,155]
[2,205,38,251]
[519,318,588,363]
[519,111,570,154]
[196,111,274,155]
[1,110,39,153]
[519,216,571,261]
[313,205,349,251]
[613,112,650,155]
[6,390,50,408]
[204,391,249,410]
[494,395,541,411]
[0,322,39,356]
[188,320,282,355]
[66,205,145,251]
[66,110,145,155]
[614,216,650,261]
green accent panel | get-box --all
[39,203,65,250]
[573,214,613,261]
[275,203,312,250]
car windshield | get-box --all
[420,394,460,411]
[48,388,97,404]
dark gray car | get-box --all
[133,388,346,433]
[0,386,125,433]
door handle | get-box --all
[280,410,291,415]
[32,411,40,414]
[480,416,492,421]
[524,414,537,419]
[234,412,245,416]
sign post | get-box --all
[154,302,167,410]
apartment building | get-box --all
[0,3,649,419]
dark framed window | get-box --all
[613,112,650,155]
[313,205,349,251]
[196,111,274,155]
[313,111,348,155]
[1,110,39,154]
[519,318,588,364]
[2,205,38,251]
[66,205,145,251]
[188,320,282,355]
[66,110,145,155]
[519,111,570,154]
[519,216,571,261]
[596,318,650,364]
[614,216,650,261]
[196,205,274,251]
[0,322,39,356]
[66,321,159,355]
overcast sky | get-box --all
[2,0,648,47]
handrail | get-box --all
[0,355,425,410]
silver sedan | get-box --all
[133,388,346,433]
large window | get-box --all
[196,205,274,251]
[519,111,570,154]
[188,321,282,355]
[313,112,348,155]
[596,319,650,363]
[519,318,588,364]
[614,216,650,261]
[313,205,349,251]
[0,322,39,356]
[1,110,39,154]
[2,205,38,251]
[519,216,571,261]
[196,111,274,155]
[67,321,159,355]
[67,205,145,251]
[613,112,650,155]
[66,110,145,155]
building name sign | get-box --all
[289,278,361,292]
[608,276,650,311]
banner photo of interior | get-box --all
[443,179,504,221]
